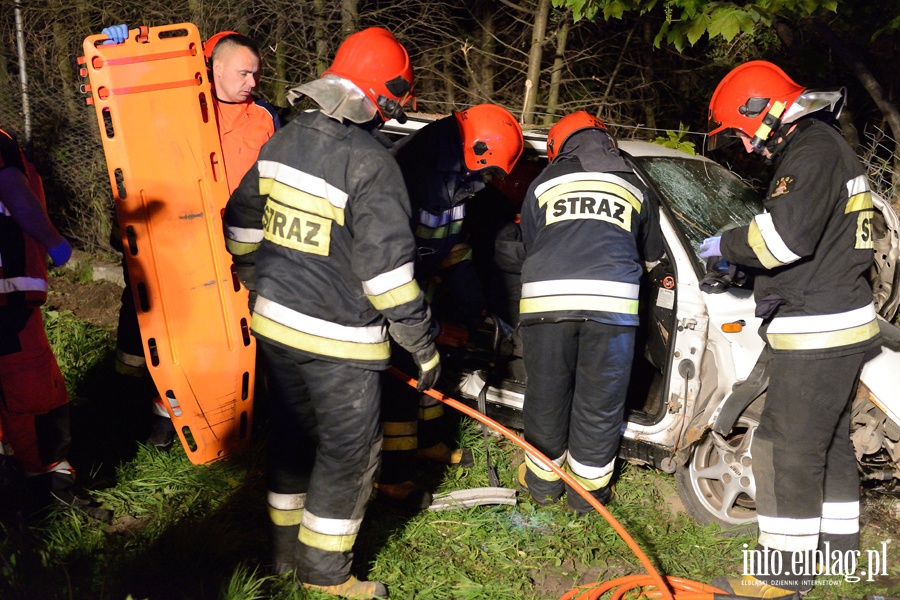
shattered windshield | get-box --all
[636,156,762,253]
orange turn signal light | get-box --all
[721,321,744,333]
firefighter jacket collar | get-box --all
[766,117,832,162]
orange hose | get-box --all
[390,368,727,600]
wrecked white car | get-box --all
[383,116,900,532]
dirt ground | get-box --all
[46,257,123,328]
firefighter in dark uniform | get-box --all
[378,104,524,502]
[701,61,881,597]
[224,27,436,599]
[518,111,663,513]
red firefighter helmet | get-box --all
[324,27,414,123]
[454,104,524,175]
[546,111,608,161]
[203,30,240,64]
[707,60,805,152]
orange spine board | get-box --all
[82,24,255,464]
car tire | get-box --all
[675,399,763,536]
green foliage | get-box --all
[651,124,697,154]
[221,563,275,600]
[874,13,900,40]
[554,0,843,50]
[67,260,95,284]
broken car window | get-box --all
[637,157,762,254]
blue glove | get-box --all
[712,258,730,273]
[698,236,722,259]
[48,239,72,267]
[101,24,129,45]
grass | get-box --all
[2,307,899,598]
[41,307,115,395]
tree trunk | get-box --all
[272,15,288,107]
[639,20,657,133]
[808,17,900,206]
[52,20,81,126]
[341,0,358,37]
[474,2,496,104]
[598,26,633,126]
[522,0,551,124]
[13,0,32,142]
[314,0,330,77]
[543,10,570,124]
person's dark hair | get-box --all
[211,33,261,62]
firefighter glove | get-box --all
[48,239,72,267]
[698,236,721,259]
[389,312,441,391]
[413,343,441,391]
[101,24,129,45]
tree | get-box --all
[552,0,900,202]
[523,0,552,123]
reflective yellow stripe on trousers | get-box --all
[298,510,362,553]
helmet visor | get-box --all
[385,75,416,114]
[707,128,742,152]
[707,110,741,152]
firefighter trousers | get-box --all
[379,346,446,485]
[751,347,866,589]
[521,320,634,507]
[260,339,381,586]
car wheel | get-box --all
[675,401,762,535]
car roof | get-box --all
[383,112,714,163]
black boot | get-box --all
[45,467,113,522]
[147,415,176,452]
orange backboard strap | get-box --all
[101,76,202,99]
[102,48,197,67]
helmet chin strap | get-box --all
[376,95,406,123]
[749,101,786,153]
